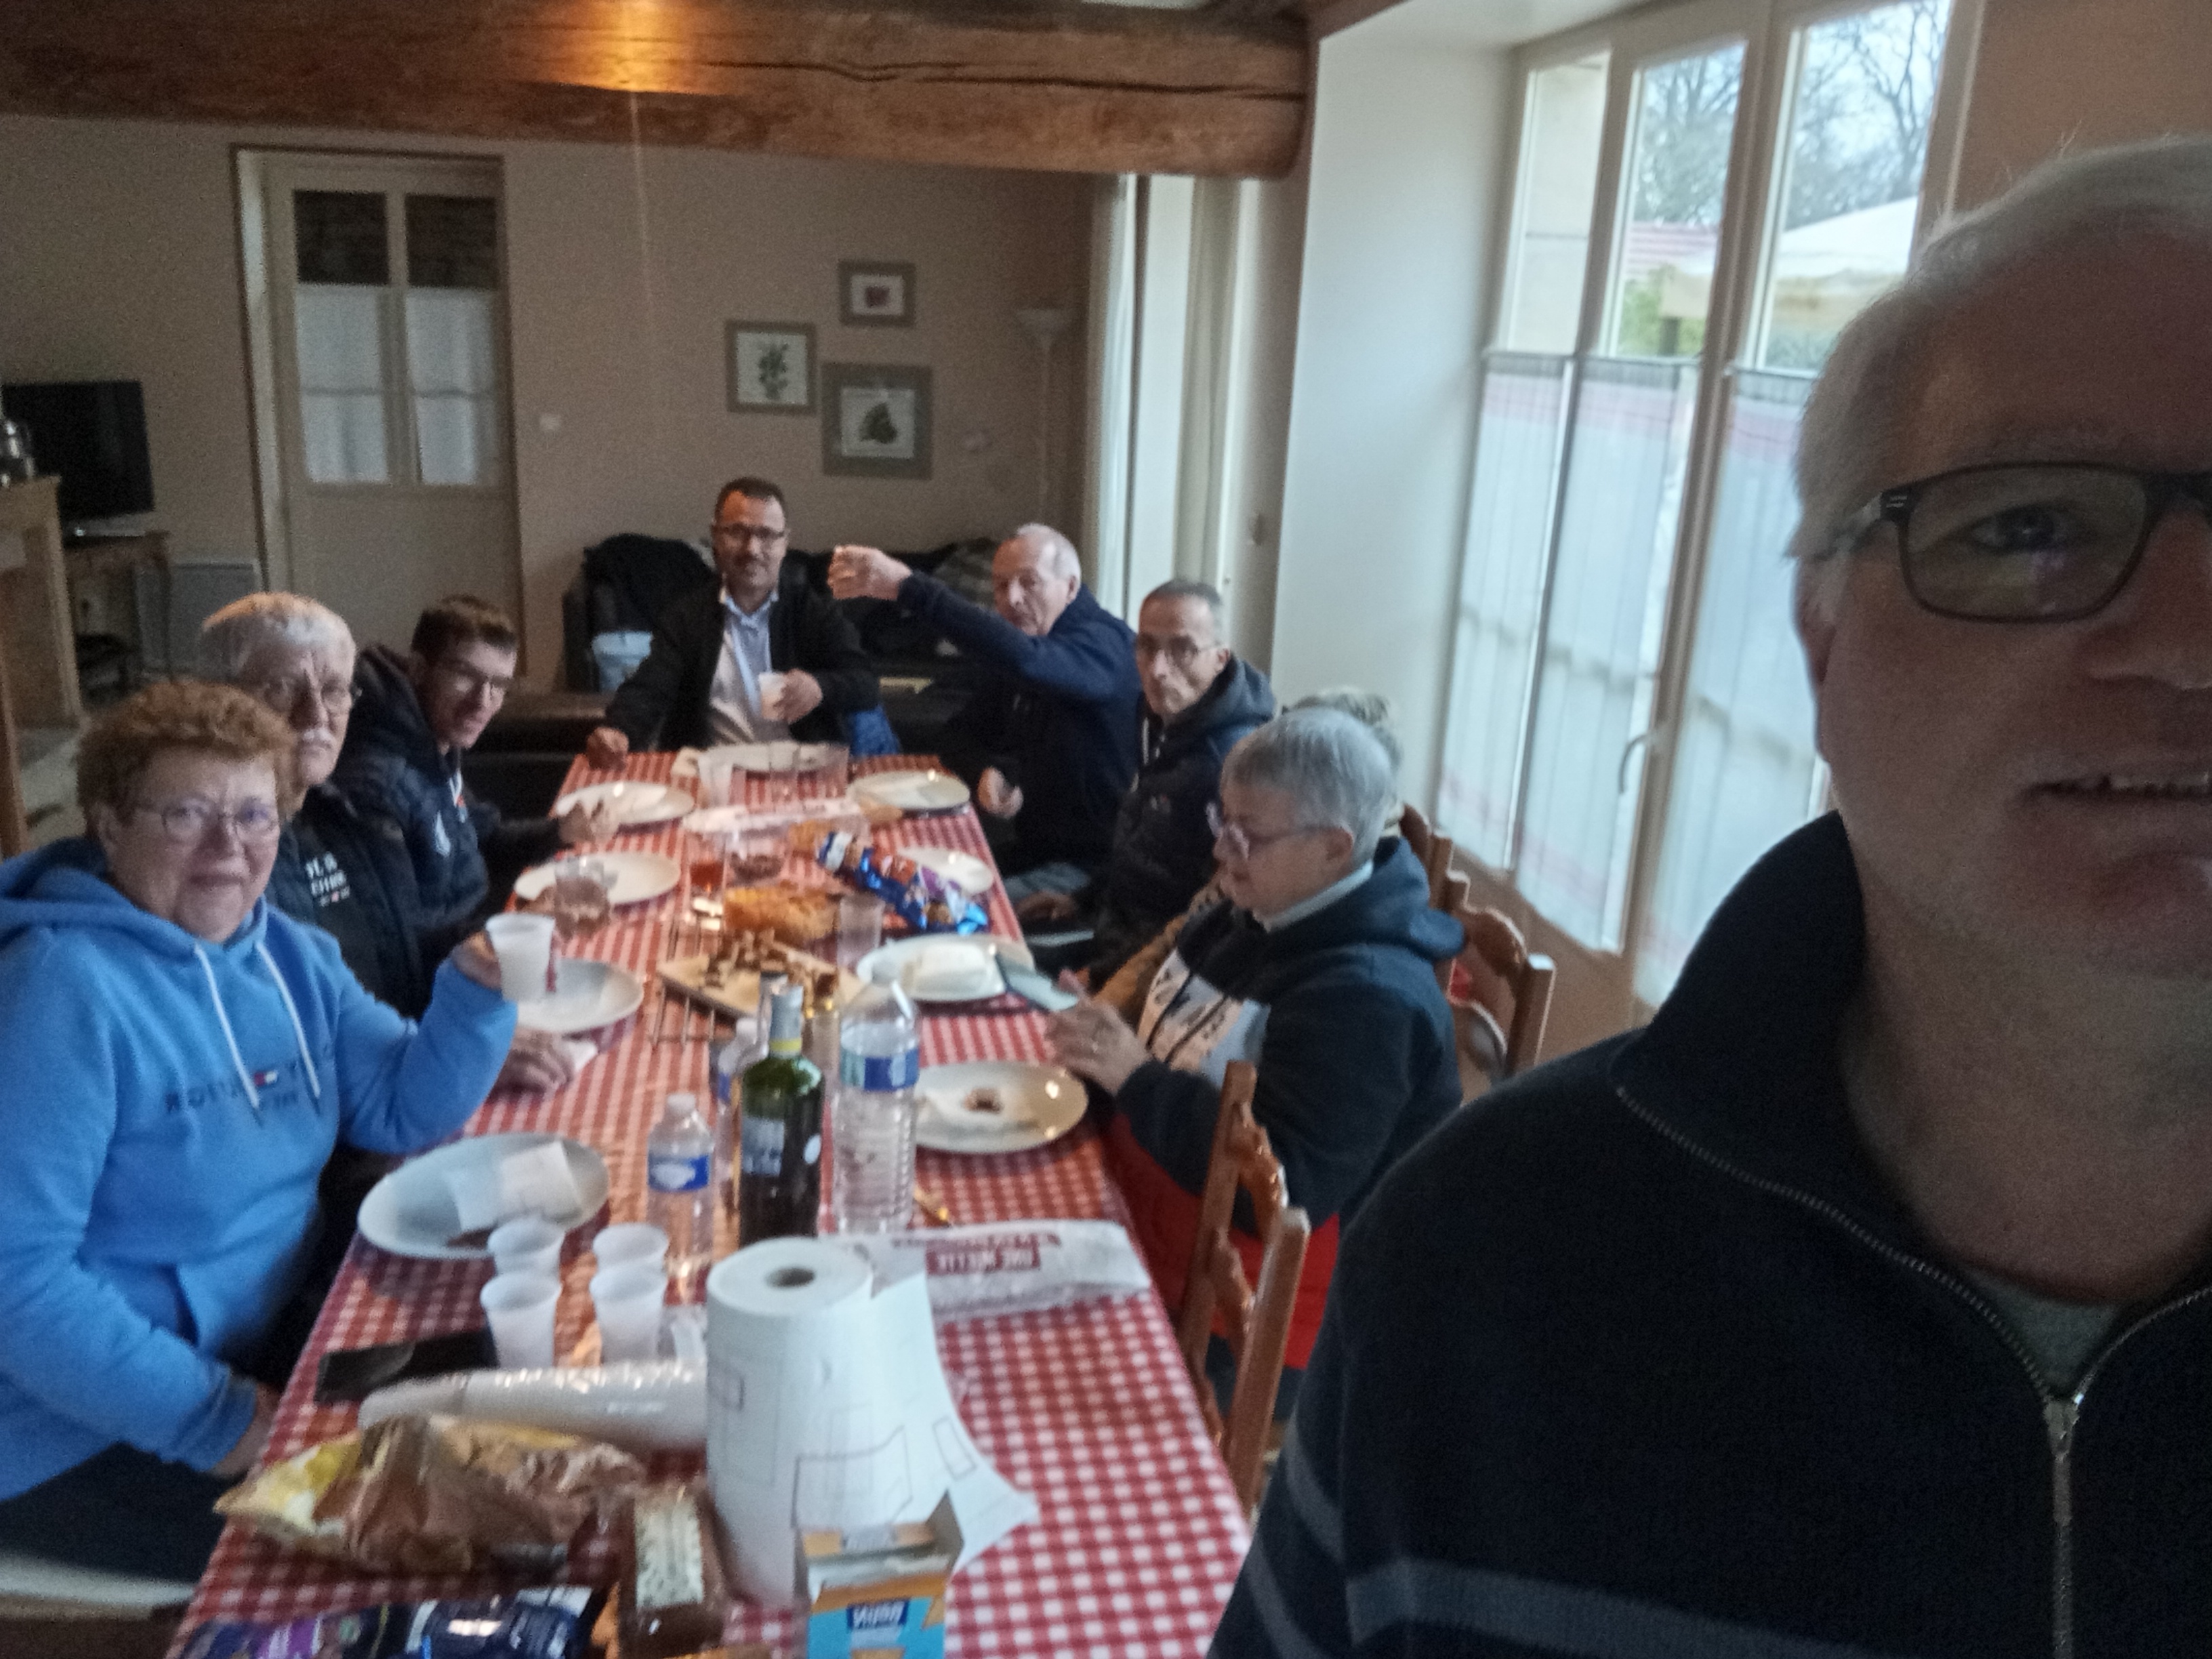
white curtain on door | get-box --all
[1635,369,1824,1000]
[1514,356,1698,949]
[294,287,388,485]
[406,290,501,487]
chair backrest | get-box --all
[1177,1061,1311,1517]
[1450,901,1557,1081]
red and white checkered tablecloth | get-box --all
[171,756,1250,1657]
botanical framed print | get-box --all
[838,261,916,328]
[821,363,933,480]
[726,321,815,413]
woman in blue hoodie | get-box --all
[0,681,516,1580]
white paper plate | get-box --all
[916,1061,1086,1155]
[512,851,680,906]
[903,845,994,898]
[851,770,971,815]
[855,935,1033,1004]
[359,1132,610,1261]
[514,958,645,1035]
[553,781,695,827]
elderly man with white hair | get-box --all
[1048,707,1462,1421]
[204,594,573,1093]
[1216,138,2212,1658]
[831,524,1141,899]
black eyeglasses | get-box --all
[710,523,787,550]
[1835,462,2212,622]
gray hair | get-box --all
[1006,523,1082,581]
[1140,578,1224,635]
[1223,707,1396,867]
[1792,136,2212,621]
[1288,686,1401,775]
[201,592,355,682]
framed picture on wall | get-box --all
[838,261,916,327]
[726,321,816,413]
[821,363,932,480]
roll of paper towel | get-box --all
[705,1237,1036,1607]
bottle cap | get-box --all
[666,1090,697,1113]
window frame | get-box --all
[1441,0,1980,992]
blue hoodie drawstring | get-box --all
[192,942,324,1110]
[257,942,322,1102]
[195,947,261,1111]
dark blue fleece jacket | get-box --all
[898,573,1141,873]
[334,644,562,945]
[1218,814,2212,1659]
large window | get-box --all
[1436,0,1951,999]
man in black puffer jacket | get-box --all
[1019,579,1275,984]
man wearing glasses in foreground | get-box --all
[1217,139,2212,1656]
[341,595,609,954]
[584,475,880,764]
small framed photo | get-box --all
[838,260,916,328]
[821,363,933,480]
[726,321,816,414]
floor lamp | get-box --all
[1017,306,1072,521]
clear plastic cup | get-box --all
[757,672,789,722]
[590,1262,668,1363]
[489,1216,564,1278]
[837,894,886,969]
[479,1271,560,1369]
[485,914,555,1003]
[592,1222,668,1274]
[699,750,738,808]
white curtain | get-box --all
[294,287,388,484]
[1635,369,1825,1000]
[1436,354,1568,867]
[406,289,501,486]
[1515,356,1698,949]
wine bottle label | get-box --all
[840,1046,920,1091]
[648,1152,710,1193]
[803,1133,821,1166]
[740,1116,785,1176]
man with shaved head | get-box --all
[832,525,1141,899]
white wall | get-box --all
[1267,25,1513,808]
[0,114,1090,683]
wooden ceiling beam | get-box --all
[0,0,1310,178]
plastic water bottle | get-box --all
[647,1090,714,1295]
[834,960,922,1233]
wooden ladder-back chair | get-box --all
[1397,802,1457,909]
[1177,1062,1311,1518]
[1450,901,1557,1084]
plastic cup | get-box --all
[590,1262,668,1364]
[489,1216,564,1278]
[592,1222,668,1274]
[485,914,555,1003]
[700,750,737,808]
[837,894,885,969]
[757,672,788,720]
[479,1271,560,1369]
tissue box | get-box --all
[798,1496,961,1659]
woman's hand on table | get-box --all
[1048,1000,1149,1096]
[211,1383,279,1480]
[497,1027,581,1094]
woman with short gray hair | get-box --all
[1050,706,1462,1416]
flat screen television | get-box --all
[1,380,155,525]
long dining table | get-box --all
[170,753,1250,1657]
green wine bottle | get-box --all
[737,981,825,1242]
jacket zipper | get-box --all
[1615,1081,2212,1659]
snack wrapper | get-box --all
[217,1414,645,1575]
[813,831,987,935]
[177,1586,600,1659]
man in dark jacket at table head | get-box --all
[1019,579,1274,985]
[584,476,882,764]
[829,523,1142,898]
[337,595,607,954]
[1214,137,2212,1659]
